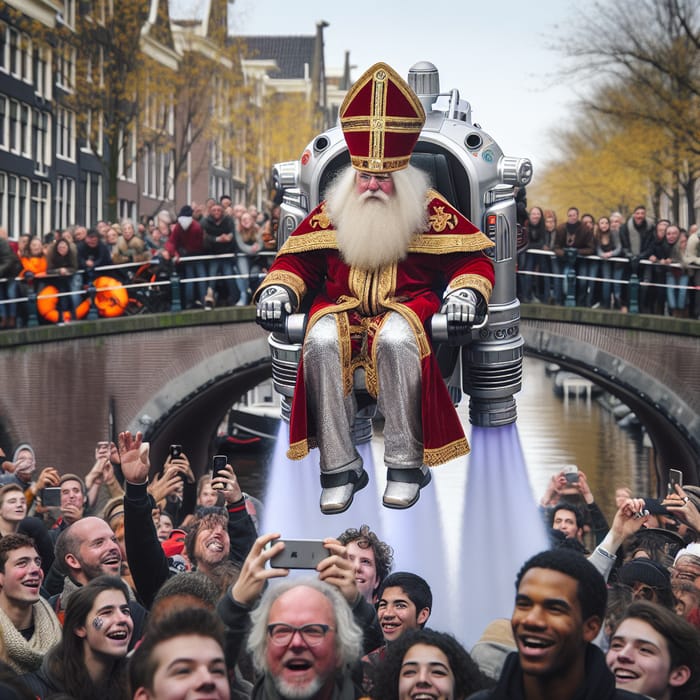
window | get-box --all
[8,27,19,77]
[0,96,5,150]
[21,34,31,83]
[119,127,136,182]
[56,107,76,161]
[0,173,30,238]
[118,199,136,221]
[55,176,75,230]
[19,103,30,157]
[32,109,50,174]
[0,22,6,72]
[55,42,76,91]
[33,45,51,98]
[8,100,18,153]
[30,180,50,237]
[63,0,77,29]
[85,172,102,227]
[82,109,103,156]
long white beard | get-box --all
[325,165,430,270]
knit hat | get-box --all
[178,205,193,218]
[618,558,671,590]
[58,472,87,496]
[101,497,125,526]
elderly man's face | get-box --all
[265,586,339,698]
[355,171,395,198]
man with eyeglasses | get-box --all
[245,574,365,698]
[255,62,494,514]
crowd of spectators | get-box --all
[517,201,700,319]
[0,430,699,699]
[0,196,279,329]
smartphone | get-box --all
[269,539,330,569]
[41,487,61,508]
[668,468,683,495]
[169,444,183,460]
[562,464,579,484]
[211,454,228,483]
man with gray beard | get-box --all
[256,62,494,514]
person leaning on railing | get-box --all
[0,227,22,329]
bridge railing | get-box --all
[0,250,277,327]
[2,248,699,327]
[517,248,700,316]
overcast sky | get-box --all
[173,0,584,178]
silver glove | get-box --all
[439,288,487,340]
[256,285,293,333]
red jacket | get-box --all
[166,220,205,258]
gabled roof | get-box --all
[240,36,316,80]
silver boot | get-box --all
[320,466,369,515]
[382,466,431,509]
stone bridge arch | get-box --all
[521,311,700,483]
[0,306,697,488]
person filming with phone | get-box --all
[119,431,257,609]
[539,465,610,550]
[216,531,383,685]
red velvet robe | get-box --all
[257,190,495,466]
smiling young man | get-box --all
[337,524,394,604]
[0,533,61,673]
[606,601,700,700]
[361,572,432,695]
[0,483,27,536]
[130,606,230,700]
[468,548,645,700]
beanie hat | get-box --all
[58,472,87,496]
[178,205,193,218]
[618,558,671,590]
[101,497,125,526]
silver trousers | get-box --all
[303,312,423,474]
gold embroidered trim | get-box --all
[278,231,338,255]
[255,271,307,306]
[408,232,494,254]
[287,439,310,461]
[424,437,470,466]
[447,275,493,303]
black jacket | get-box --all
[467,646,645,700]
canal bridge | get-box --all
[0,305,698,489]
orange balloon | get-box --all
[93,276,128,317]
[37,286,93,323]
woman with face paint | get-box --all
[20,575,133,700]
